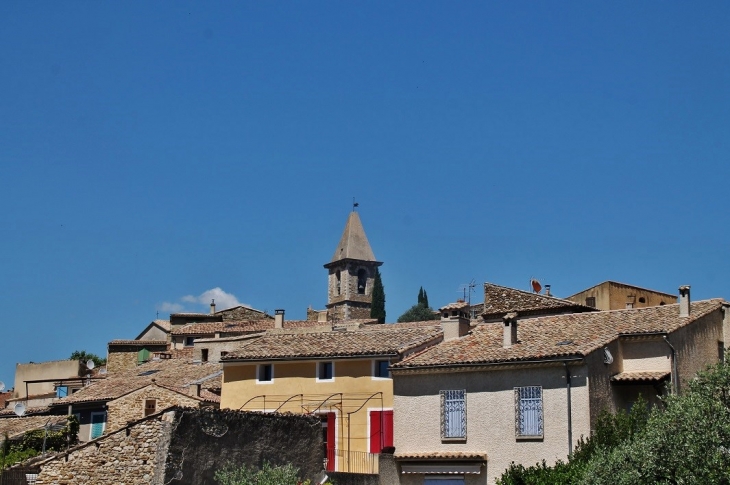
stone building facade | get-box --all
[107,340,168,374]
[105,383,205,433]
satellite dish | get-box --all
[86,360,95,370]
[531,278,542,294]
[0,381,5,392]
[14,402,26,417]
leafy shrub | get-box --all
[214,461,333,485]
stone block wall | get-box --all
[219,307,272,320]
[106,350,139,374]
[163,408,324,484]
[106,384,200,433]
[34,414,171,485]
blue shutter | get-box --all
[441,390,466,439]
[90,412,106,439]
[516,386,543,437]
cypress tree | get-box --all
[418,287,425,306]
[370,268,386,324]
[423,289,429,308]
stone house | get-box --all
[389,287,728,485]
[220,324,443,474]
[567,280,678,311]
[50,358,222,441]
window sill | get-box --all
[516,435,544,441]
[441,437,467,444]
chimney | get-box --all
[545,285,551,297]
[210,299,216,314]
[275,309,285,329]
[189,383,201,397]
[440,303,470,341]
[317,311,328,323]
[679,286,690,317]
[503,312,518,348]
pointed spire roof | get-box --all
[328,211,379,265]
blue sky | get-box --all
[1,2,729,388]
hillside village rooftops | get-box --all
[50,359,222,405]
[474,282,596,320]
[171,320,276,335]
[393,299,724,369]
[222,327,443,361]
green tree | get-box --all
[397,303,437,322]
[417,287,424,306]
[70,350,106,367]
[422,289,429,308]
[214,461,332,485]
[582,357,730,485]
[370,267,386,324]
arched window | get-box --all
[357,269,368,294]
[336,271,341,295]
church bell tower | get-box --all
[324,210,382,321]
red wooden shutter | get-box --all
[369,410,394,453]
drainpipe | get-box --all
[663,336,678,394]
[563,361,573,456]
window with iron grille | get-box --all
[585,296,596,308]
[515,386,543,438]
[440,390,466,440]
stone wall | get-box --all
[219,307,272,321]
[106,384,201,433]
[34,413,172,485]
[329,472,379,485]
[163,407,324,484]
[107,343,167,374]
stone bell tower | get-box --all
[324,210,383,321]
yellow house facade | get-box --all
[220,324,442,473]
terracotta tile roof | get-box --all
[479,282,594,319]
[223,327,443,361]
[169,348,194,359]
[198,389,221,403]
[394,300,724,369]
[0,415,68,440]
[381,320,441,329]
[611,370,671,382]
[440,301,470,311]
[109,340,168,346]
[51,359,222,405]
[395,452,488,461]
[0,406,51,417]
[171,320,275,335]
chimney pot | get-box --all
[503,312,518,348]
[440,304,470,340]
[210,299,216,314]
[545,285,551,297]
[679,286,691,317]
[275,309,285,329]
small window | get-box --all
[660,301,666,306]
[185,336,196,347]
[515,386,543,438]
[220,351,229,358]
[201,349,209,362]
[638,297,646,303]
[585,297,596,308]
[336,270,341,296]
[318,362,334,381]
[56,386,68,398]
[144,399,157,417]
[374,360,390,379]
[440,390,466,440]
[257,364,273,383]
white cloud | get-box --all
[158,302,184,313]
[160,287,249,314]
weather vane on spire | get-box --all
[352,197,359,211]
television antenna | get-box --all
[457,279,477,306]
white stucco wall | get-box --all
[393,364,590,485]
